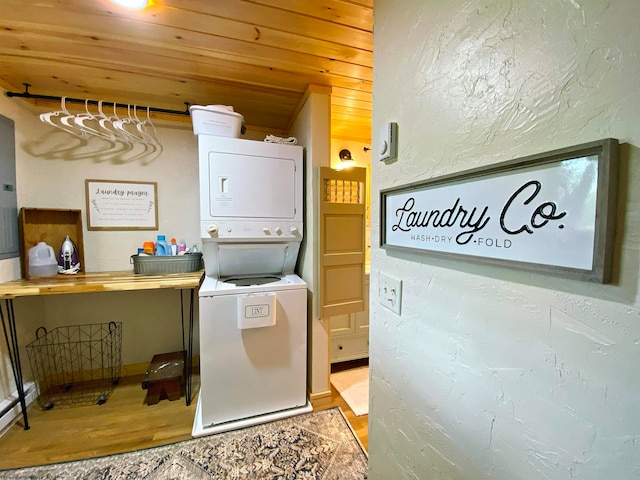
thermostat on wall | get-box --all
[378,122,398,162]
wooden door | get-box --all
[318,166,367,318]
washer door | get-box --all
[202,242,300,277]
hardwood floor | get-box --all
[0,373,368,470]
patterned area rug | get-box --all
[0,408,367,479]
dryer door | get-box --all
[206,153,295,219]
[198,137,303,223]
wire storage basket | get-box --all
[26,322,122,410]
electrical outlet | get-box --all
[379,272,402,315]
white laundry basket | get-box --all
[190,105,245,137]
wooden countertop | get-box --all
[0,270,204,299]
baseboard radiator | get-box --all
[0,382,36,436]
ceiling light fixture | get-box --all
[336,149,356,170]
[110,0,149,10]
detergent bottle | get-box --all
[155,235,170,256]
[143,241,155,255]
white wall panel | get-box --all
[369,1,640,478]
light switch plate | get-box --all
[379,272,402,315]
[378,122,398,162]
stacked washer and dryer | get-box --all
[192,134,311,437]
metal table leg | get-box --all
[0,299,30,430]
[180,288,195,406]
[187,288,194,406]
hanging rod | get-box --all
[5,83,191,116]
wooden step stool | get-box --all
[141,351,185,406]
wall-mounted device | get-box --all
[0,114,18,260]
[378,122,398,162]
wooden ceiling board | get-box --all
[331,95,373,113]
[246,0,374,31]
[0,0,372,142]
[0,6,373,70]
[0,61,301,131]
[161,0,372,50]
[0,26,372,97]
[0,51,368,121]
[4,0,373,68]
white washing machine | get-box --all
[192,136,311,437]
[193,274,309,434]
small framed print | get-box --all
[85,179,158,231]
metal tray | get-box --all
[130,253,203,275]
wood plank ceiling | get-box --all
[0,0,373,143]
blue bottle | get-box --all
[155,235,170,256]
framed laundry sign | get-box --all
[85,179,158,230]
[380,138,619,283]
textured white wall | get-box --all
[369,1,639,479]
[290,90,332,398]
[0,92,203,402]
[1,93,202,272]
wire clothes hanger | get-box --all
[135,105,160,146]
[39,99,163,148]
[112,104,144,143]
[39,96,87,139]
[73,100,117,141]
[11,83,190,149]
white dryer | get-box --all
[192,136,311,437]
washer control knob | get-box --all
[289,225,299,235]
[227,227,232,233]
[207,224,218,236]
[263,227,270,234]
[275,227,282,235]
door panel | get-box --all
[318,166,367,318]
[330,313,355,336]
[324,264,364,303]
[324,215,364,252]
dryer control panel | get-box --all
[201,220,303,240]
